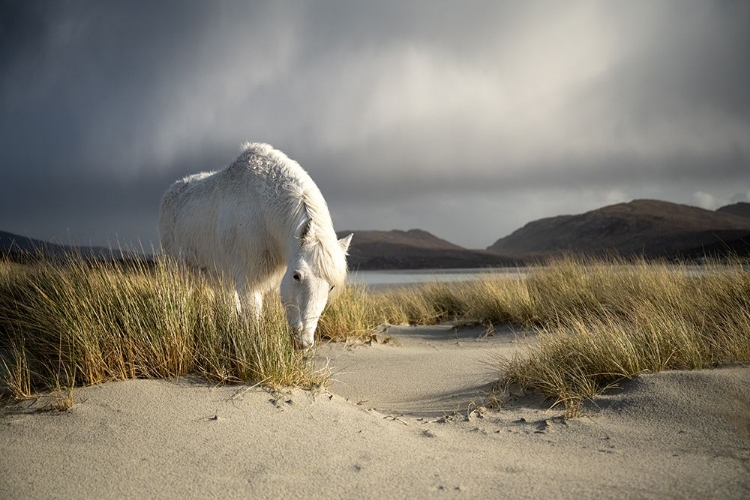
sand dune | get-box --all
[2,326,749,499]
[317,324,533,417]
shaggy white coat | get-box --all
[159,142,352,348]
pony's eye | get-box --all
[330,285,335,292]
[293,272,302,282]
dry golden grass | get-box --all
[0,255,325,400]
[317,269,533,334]
[3,254,748,417]
[317,285,384,342]
[318,257,750,415]
[499,258,750,415]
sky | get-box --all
[1,0,749,249]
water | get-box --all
[346,264,730,288]
[347,268,528,287]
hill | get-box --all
[717,202,750,219]
[337,229,513,269]
[1,228,511,270]
[486,199,750,260]
[0,230,136,262]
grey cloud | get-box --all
[1,0,748,248]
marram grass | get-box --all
[2,254,749,417]
[0,255,325,400]
[317,257,750,415]
[499,258,750,415]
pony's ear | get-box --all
[338,233,353,253]
[297,219,314,244]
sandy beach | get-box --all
[2,325,749,499]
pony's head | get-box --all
[280,220,352,349]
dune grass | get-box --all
[316,257,750,415]
[0,255,324,401]
[495,258,750,415]
[3,253,748,417]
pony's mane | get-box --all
[240,142,347,290]
[298,199,348,293]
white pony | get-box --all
[159,142,352,348]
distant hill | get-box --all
[1,227,511,270]
[486,199,750,260]
[337,229,513,269]
[1,230,79,259]
[717,202,750,219]
[7,199,749,269]
[0,230,136,262]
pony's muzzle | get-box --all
[291,324,316,350]
[294,336,314,350]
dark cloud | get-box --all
[1,0,748,248]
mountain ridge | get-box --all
[4,199,750,269]
[0,230,137,262]
[336,229,513,270]
[717,202,750,219]
[486,199,750,259]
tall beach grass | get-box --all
[0,255,324,400]
[3,253,748,416]
[317,257,750,415]
[501,258,750,415]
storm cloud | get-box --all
[1,0,748,248]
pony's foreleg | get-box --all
[234,288,263,321]
[233,290,243,315]
[250,292,263,320]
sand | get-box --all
[2,325,749,499]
